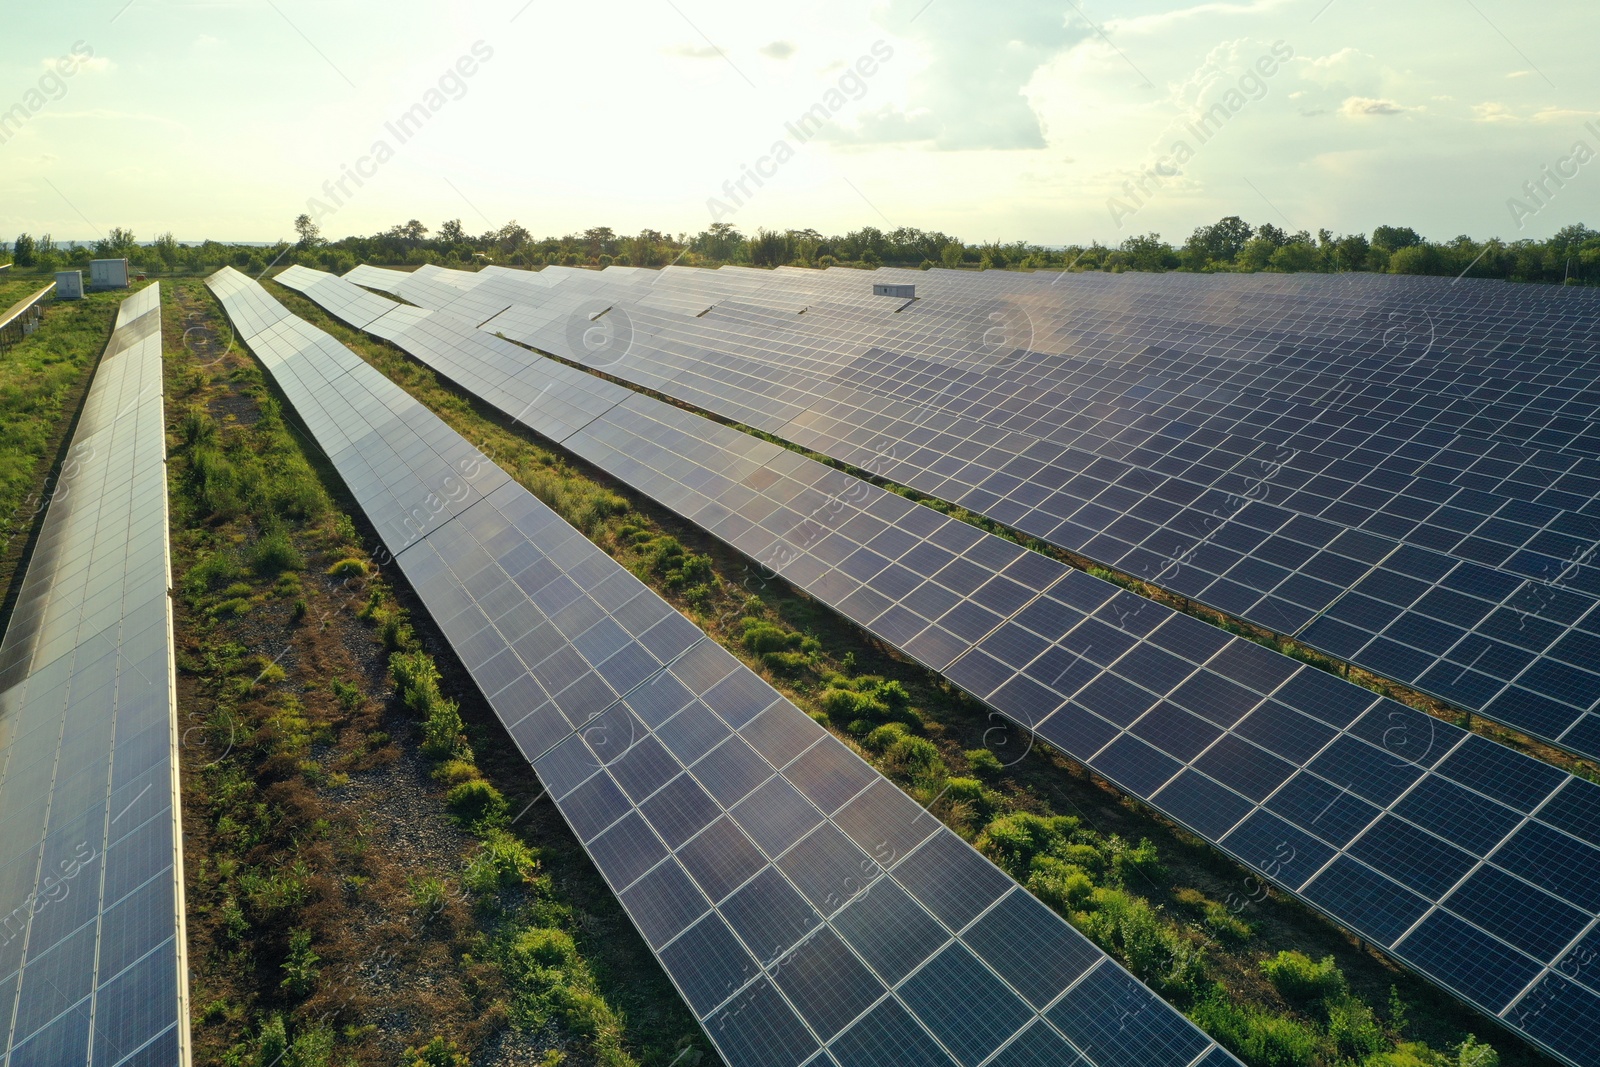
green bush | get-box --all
[1108,836,1166,885]
[279,928,319,997]
[884,735,945,781]
[514,927,579,969]
[1328,994,1385,1059]
[255,1015,287,1067]
[420,696,467,760]
[1260,951,1346,1007]
[964,748,1004,777]
[251,527,304,576]
[1077,887,1207,1000]
[978,812,1077,876]
[391,650,468,758]
[325,557,368,578]
[181,550,241,597]
[862,722,911,752]
[943,776,987,807]
[405,1036,469,1067]
[1027,856,1094,910]
[465,830,540,894]
[1190,991,1319,1067]
[447,779,508,830]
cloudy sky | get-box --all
[1,0,1596,245]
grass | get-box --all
[164,279,705,1066]
[266,276,1561,1067]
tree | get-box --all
[940,241,965,269]
[293,213,321,249]
[1388,244,1442,274]
[12,233,36,267]
[96,228,137,258]
[1238,236,1278,272]
[1255,223,1290,247]
[1269,241,1319,273]
[582,226,617,259]
[1371,225,1422,251]
[437,218,466,244]
[153,232,181,270]
[1119,233,1176,272]
[1189,215,1254,265]
[1333,233,1370,272]
[750,228,793,267]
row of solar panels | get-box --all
[296,263,1600,1067]
[215,267,1243,1067]
[0,284,190,1066]
[359,262,1600,772]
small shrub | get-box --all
[1028,857,1094,910]
[405,1036,469,1067]
[252,528,304,576]
[409,876,450,921]
[329,677,362,712]
[943,776,987,808]
[1190,991,1318,1067]
[514,927,579,969]
[964,748,1004,777]
[884,735,945,781]
[255,1015,288,1067]
[211,597,251,619]
[447,779,508,830]
[290,598,307,623]
[431,759,480,786]
[280,928,319,997]
[326,557,368,578]
[1261,951,1347,1007]
[863,722,911,753]
[1328,994,1385,1059]
[464,830,540,895]
[1109,836,1166,885]
[978,812,1077,876]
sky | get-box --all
[1,0,1597,246]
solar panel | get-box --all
[0,285,190,1066]
[303,267,1600,1067]
[367,264,1600,771]
[214,267,1240,1067]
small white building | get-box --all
[55,271,84,299]
[872,282,916,299]
[90,258,129,289]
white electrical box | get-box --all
[55,270,84,299]
[90,258,129,289]
[872,283,915,299]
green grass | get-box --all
[0,286,130,608]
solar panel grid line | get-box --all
[318,266,1600,1065]
[228,268,1248,1067]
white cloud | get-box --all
[1339,96,1413,117]
[759,41,796,59]
[1472,101,1519,123]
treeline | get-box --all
[5,215,1598,287]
